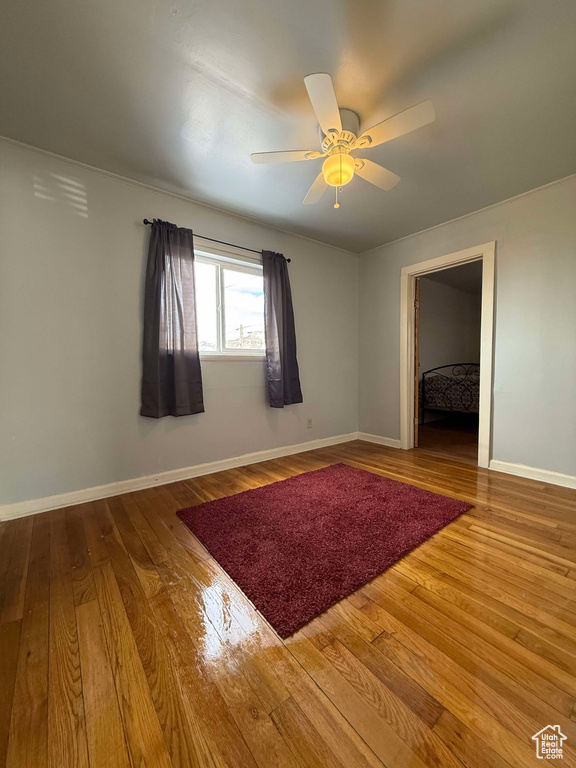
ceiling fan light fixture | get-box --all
[251,74,435,205]
[322,152,355,187]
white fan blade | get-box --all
[359,101,435,148]
[251,149,320,164]
[303,172,328,204]
[355,159,401,191]
[304,73,342,135]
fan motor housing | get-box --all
[318,108,360,145]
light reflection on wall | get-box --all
[33,172,88,218]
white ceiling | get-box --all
[423,261,483,295]
[1,0,575,252]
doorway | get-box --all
[415,263,482,464]
[399,242,495,468]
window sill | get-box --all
[200,354,266,362]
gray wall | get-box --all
[359,176,576,476]
[418,277,481,376]
[0,141,358,505]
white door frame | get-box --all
[399,241,496,468]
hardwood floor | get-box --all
[417,415,479,466]
[1,440,576,768]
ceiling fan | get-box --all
[251,73,435,208]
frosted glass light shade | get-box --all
[322,153,355,187]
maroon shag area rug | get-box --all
[177,463,471,637]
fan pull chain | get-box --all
[334,186,340,209]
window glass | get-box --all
[193,254,265,356]
[223,268,265,350]
[194,261,218,352]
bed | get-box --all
[420,363,480,423]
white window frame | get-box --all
[194,243,266,362]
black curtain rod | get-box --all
[142,219,290,261]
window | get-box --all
[194,250,266,358]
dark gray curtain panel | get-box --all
[262,251,303,408]
[141,219,204,418]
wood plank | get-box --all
[6,514,51,768]
[329,599,383,642]
[65,505,96,606]
[468,523,576,569]
[47,510,89,768]
[0,620,21,766]
[315,610,445,728]
[82,501,110,568]
[404,550,576,657]
[285,632,432,768]
[515,628,576,678]
[413,562,576,655]
[149,588,259,768]
[432,710,512,768]
[92,563,173,768]
[367,561,520,639]
[270,696,348,768]
[371,624,538,768]
[97,510,231,768]
[321,637,464,768]
[441,523,574,584]
[367,596,573,767]
[411,583,576,702]
[374,583,576,736]
[76,599,131,768]
[423,534,576,620]
[206,646,300,768]
[0,523,19,611]
[430,532,576,608]
[267,643,386,768]
[123,492,168,565]
[106,495,166,599]
[1,517,33,624]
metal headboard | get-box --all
[420,363,480,421]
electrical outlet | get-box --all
[307,418,313,429]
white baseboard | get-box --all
[0,432,359,521]
[6,437,571,522]
[357,432,402,449]
[489,460,576,490]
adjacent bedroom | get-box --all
[1,2,575,768]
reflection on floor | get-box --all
[417,413,479,465]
